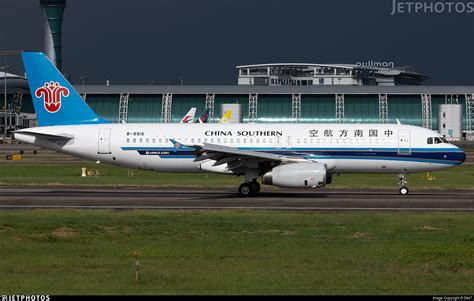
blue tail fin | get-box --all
[22,52,110,126]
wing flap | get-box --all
[199,143,284,162]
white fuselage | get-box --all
[15,123,465,175]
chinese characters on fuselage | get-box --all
[309,129,393,138]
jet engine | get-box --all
[262,162,327,188]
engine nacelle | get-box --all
[262,162,327,188]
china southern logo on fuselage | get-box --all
[35,81,70,113]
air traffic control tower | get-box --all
[39,0,67,71]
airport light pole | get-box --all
[79,74,87,99]
[0,50,23,140]
[1,63,9,140]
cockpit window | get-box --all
[427,137,433,144]
[434,137,443,144]
[441,138,449,143]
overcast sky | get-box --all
[0,0,473,85]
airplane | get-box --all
[180,107,196,123]
[218,110,232,124]
[14,52,466,197]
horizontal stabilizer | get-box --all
[13,130,73,141]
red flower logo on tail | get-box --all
[35,81,70,113]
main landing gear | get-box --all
[238,180,261,197]
[398,174,409,195]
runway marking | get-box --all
[0,205,473,211]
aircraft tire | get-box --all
[238,183,253,197]
[250,181,261,195]
[399,186,409,195]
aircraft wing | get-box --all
[191,142,306,175]
[194,143,284,163]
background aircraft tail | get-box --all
[196,108,210,123]
[180,107,196,123]
[218,110,232,124]
[22,52,110,127]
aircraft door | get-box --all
[398,129,411,155]
[285,136,292,149]
[275,135,282,149]
[98,128,112,154]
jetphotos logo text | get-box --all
[35,81,70,113]
[391,0,474,15]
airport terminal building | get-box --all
[2,81,474,140]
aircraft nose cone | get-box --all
[460,149,466,163]
[455,146,466,163]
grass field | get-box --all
[0,210,473,295]
[0,161,472,190]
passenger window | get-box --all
[427,137,433,144]
[126,138,130,143]
[434,137,442,144]
[146,138,149,143]
[152,138,156,143]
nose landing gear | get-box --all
[398,174,409,195]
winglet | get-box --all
[169,139,183,151]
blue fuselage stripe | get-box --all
[122,146,465,165]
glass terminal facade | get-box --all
[16,91,471,131]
